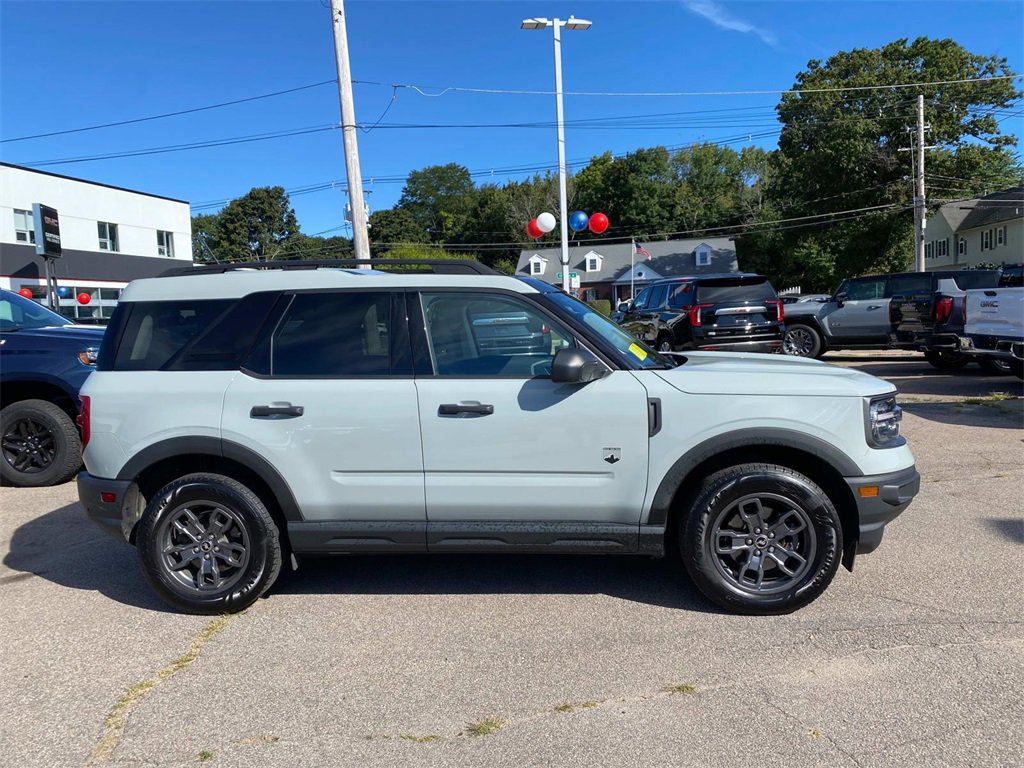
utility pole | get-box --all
[329,0,370,263]
[915,94,926,272]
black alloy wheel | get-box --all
[0,399,82,487]
[782,324,822,358]
[137,473,282,614]
[681,463,841,614]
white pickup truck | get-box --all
[962,287,1024,379]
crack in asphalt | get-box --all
[83,613,238,766]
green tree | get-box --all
[369,207,425,255]
[212,186,300,261]
[397,163,477,242]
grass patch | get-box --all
[465,717,505,737]
[400,733,441,743]
[663,683,698,695]
[198,750,215,761]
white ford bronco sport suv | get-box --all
[78,260,919,615]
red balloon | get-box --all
[77,292,91,305]
[526,218,543,239]
[18,287,34,299]
[588,212,609,234]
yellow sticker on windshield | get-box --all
[628,343,648,361]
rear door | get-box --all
[220,290,425,539]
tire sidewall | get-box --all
[683,467,841,614]
[137,477,277,614]
[0,400,81,487]
[783,324,821,358]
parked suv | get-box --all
[78,260,918,616]
[782,270,998,360]
[616,273,784,353]
[0,289,103,486]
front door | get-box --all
[411,290,651,533]
[822,276,890,339]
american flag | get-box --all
[633,241,652,261]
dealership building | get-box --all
[0,162,193,322]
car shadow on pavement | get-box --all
[3,501,172,612]
[984,518,1024,545]
[274,553,717,613]
[900,401,1023,429]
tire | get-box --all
[977,357,1013,376]
[924,350,969,371]
[782,324,823,358]
[1012,359,1024,380]
[656,334,674,353]
[0,399,82,487]
[136,473,282,614]
[680,463,841,615]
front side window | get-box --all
[888,274,931,297]
[632,286,653,310]
[845,278,886,300]
[157,230,175,257]
[647,284,670,309]
[267,292,392,377]
[13,209,35,243]
[420,292,572,377]
[0,289,69,331]
[98,222,119,252]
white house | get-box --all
[923,186,1022,270]
[0,162,193,322]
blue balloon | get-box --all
[57,286,71,298]
[569,210,589,232]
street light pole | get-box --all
[522,16,591,294]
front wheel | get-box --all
[782,324,823,358]
[977,357,1013,376]
[656,334,674,353]
[136,473,282,614]
[0,399,82,487]
[680,464,841,615]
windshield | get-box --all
[0,290,71,331]
[695,278,776,303]
[542,292,674,369]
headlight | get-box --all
[866,394,902,447]
[78,347,99,366]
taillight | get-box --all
[767,299,784,322]
[935,296,953,325]
[688,303,712,326]
[77,395,91,449]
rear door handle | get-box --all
[250,404,304,419]
[867,305,884,310]
[438,403,494,417]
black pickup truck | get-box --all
[888,270,1005,372]
[0,289,104,486]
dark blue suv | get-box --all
[0,289,104,486]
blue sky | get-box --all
[2,0,1022,238]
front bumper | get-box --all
[845,464,920,554]
[78,471,134,542]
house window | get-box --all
[695,248,711,267]
[936,238,948,259]
[925,242,933,260]
[157,230,174,257]
[981,229,992,251]
[587,257,600,272]
[530,260,543,275]
[13,209,35,243]
[996,226,1006,247]
[958,238,966,258]
[98,222,119,252]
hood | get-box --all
[781,301,829,318]
[654,351,895,398]
[7,324,106,345]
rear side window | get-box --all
[695,278,776,303]
[888,274,931,297]
[668,282,694,309]
[255,292,396,377]
[112,300,232,371]
[949,271,999,290]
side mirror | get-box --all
[618,301,633,312]
[834,292,848,307]
[551,347,609,384]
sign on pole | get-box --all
[32,204,62,258]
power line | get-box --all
[0,80,341,144]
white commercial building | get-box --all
[0,162,193,323]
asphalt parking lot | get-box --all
[2,352,1021,768]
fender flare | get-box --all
[115,436,303,521]
[646,428,861,526]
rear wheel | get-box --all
[136,473,282,614]
[656,334,673,353]
[924,350,969,371]
[782,324,823,358]
[977,357,1013,376]
[0,399,82,487]
[680,463,841,615]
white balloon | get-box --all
[536,212,557,233]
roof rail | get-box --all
[159,259,500,278]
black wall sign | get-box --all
[32,203,62,258]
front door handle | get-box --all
[867,305,884,310]
[438,403,494,417]
[250,404,304,419]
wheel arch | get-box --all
[784,317,828,353]
[115,437,302,544]
[0,378,79,421]
[650,430,861,570]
